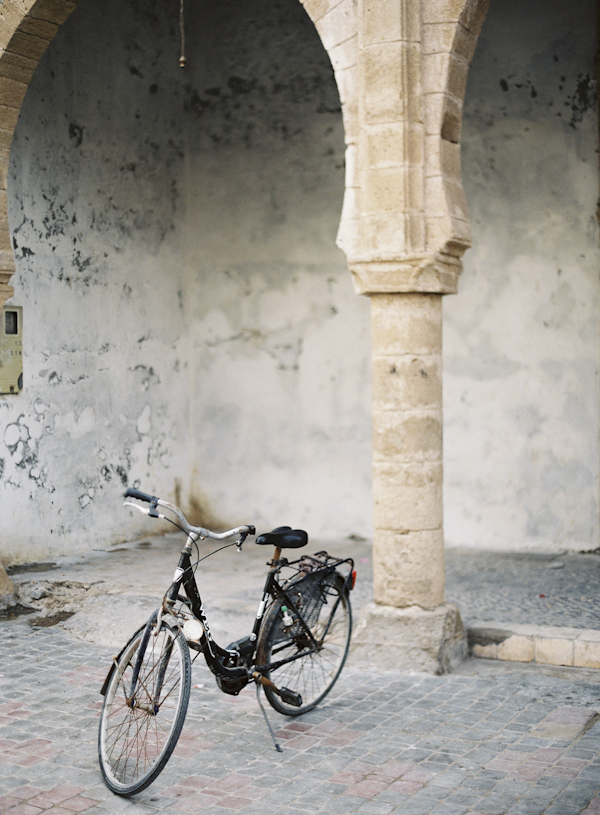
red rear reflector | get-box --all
[350,570,357,590]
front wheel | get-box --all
[98,618,191,796]
[256,572,352,715]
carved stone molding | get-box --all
[0,0,488,305]
[349,252,462,295]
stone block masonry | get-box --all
[470,622,600,670]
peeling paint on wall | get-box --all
[1,0,371,564]
[444,0,600,552]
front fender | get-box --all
[99,611,159,696]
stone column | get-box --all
[349,0,470,674]
[371,292,443,609]
[352,290,466,674]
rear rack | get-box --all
[279,550,356,593]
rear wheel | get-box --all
[98,618,191,796]
[256,572,351,715]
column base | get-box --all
[350,601,468,675]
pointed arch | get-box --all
[0,0,490,305]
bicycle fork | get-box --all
[126,612,173,715]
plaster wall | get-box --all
[0,0,372,563]
[444,0,600,552]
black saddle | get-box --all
[255,526,308,549]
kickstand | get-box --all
[255,682,283,753]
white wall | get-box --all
[10,0,595,564]
[444,0,600,551]
[1,0,372,564]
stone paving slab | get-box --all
[445,549,600,631]
[469,621,600,670]
[444,548,600,670]
[1,622,600,815]
[8,538,600,674]
[5,534,374,651]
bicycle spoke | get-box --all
[258,573,352,715]
[99,621,190,795]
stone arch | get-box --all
[0,0,490,308]
[0,0,361,309]
[2,0,357,311]
[0,0,494,668]
[423,0,490,269]
[444,0,600,555]
[0,0,370,572]
[0,1,80,309]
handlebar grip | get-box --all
[124,487,157,504]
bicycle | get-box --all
[97,487,356,796]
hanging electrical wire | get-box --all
[179,0,186,67]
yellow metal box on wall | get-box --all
[0,305,23,394]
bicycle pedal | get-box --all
[278,687,302,707]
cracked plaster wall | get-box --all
[444,0,600,552]
[0,0,371,563]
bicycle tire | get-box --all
[256,571,351,715]
[98,618,191,796]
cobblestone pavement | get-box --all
[1,621,600,815]
[8,541,600,636]
[445,550,600,630]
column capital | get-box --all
[349,252,462,295]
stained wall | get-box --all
[4,0,598,567]
[444,0,600,552]
[1,0,372,562]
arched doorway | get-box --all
[1,0,495,674]
[0,0,371,560]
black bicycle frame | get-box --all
[173,545,337,680]
[100,544,349,702]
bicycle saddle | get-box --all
[255,526,308,549]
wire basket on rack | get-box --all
[270,567,338,645]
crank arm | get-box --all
[252,671,302,707]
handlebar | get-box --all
[124,487,256,542]
[124,487,157,504]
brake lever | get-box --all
[124,500,148,515]
[123,500,165,520]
